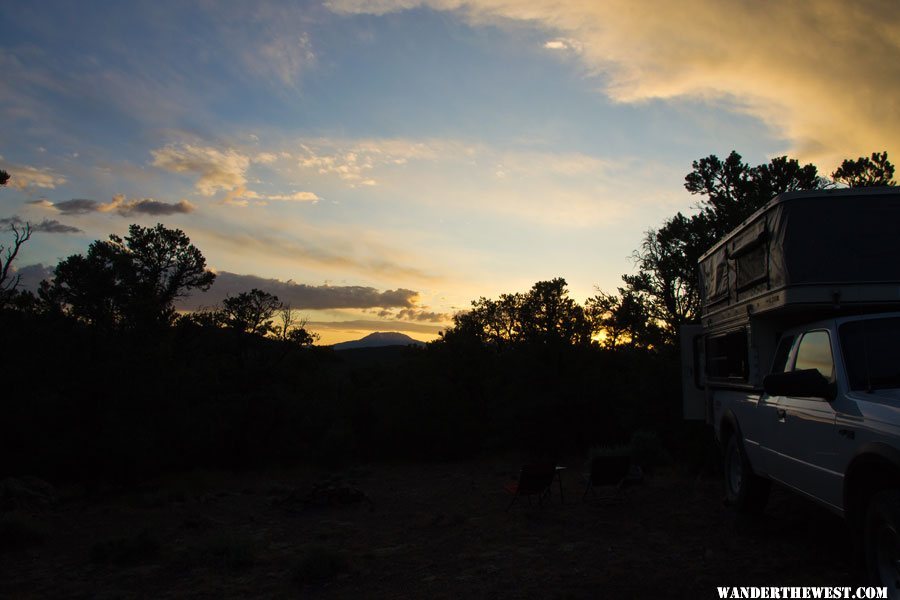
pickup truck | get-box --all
[682,187,900,592]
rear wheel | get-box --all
[723,433,770,513]
[865,490,900,598]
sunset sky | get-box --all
[2,1,898,344]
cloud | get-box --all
[151,143,250,196]
[254,152,280,164]
[296,138,469,187]
[396,307,451,322]
[42,198,98,215]
[178,270,421,311]
[307,319,444,336]
[543,38,581,52]
[201,227,437,283]
[252,33,316,88]
[0,216,82,233]
[151,142,319,205]
[376,307,452,322]
[222,185,321,206]
[326,0,900,167]
[209,4,318,90]
[9,263,54,291]
[44,195,195,217]
[264,191,320,202]
[2,164,66,190]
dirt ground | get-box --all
[0,457,860,599]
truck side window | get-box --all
[840,317,900,391]
[771,334,796,374]
[794,330,834,380]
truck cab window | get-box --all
[794,330,834,380]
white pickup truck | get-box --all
[682,187,900,592]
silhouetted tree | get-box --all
[448,292,523,349]
[685,151,826,238]
[43,223,214,330]
[586,288,660,349]
[0,223,32,307]
[221,288,282,335]
[0,171,31,306]
[831,151,896,187]
[610,151,827,346]
[176,306,226,329]
[518,278,591,347]
[285,326,318,346]
[440,278,590,349]
[274,303,319,345]
[622,212,715,344]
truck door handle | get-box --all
[777,409,787,421]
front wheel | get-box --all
[865,490,900,598]
[723,433,770,514]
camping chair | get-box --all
[504,463,556,512]
[582,455,631,502]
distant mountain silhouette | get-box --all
[332,331,426,351]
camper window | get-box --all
[706,329,749,382]
[734,243,767,290]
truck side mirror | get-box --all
[763,369,837,401]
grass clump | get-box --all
[0,513,47,552]
[293,545,351,585]
[189,532,258,572]
[91,529,161,566]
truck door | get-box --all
[756,333,797,481]
[769,329,842,509]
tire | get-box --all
[865,490,900,598]
[723,433,770,514]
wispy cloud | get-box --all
[151,142,321,205]
[222,185,320,207]
[296,138,473,187]
[326,0,900,166]
[200,226,438,284]
[2,163,66,190]
[151,143,251,196]
[37,194,195,217]
[251,33,316,88]
[207,3,319,90]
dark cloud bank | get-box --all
[32,196,194,217]
[0,216,81,233]
[179,271,420,311]
[13,266,446,322]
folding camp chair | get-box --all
[582,455,631,502]
[504,463,556,512]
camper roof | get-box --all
[698,186,900,329]
[699,186,899,263]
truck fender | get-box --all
[718,409,741,445]
[843,442,900,523]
